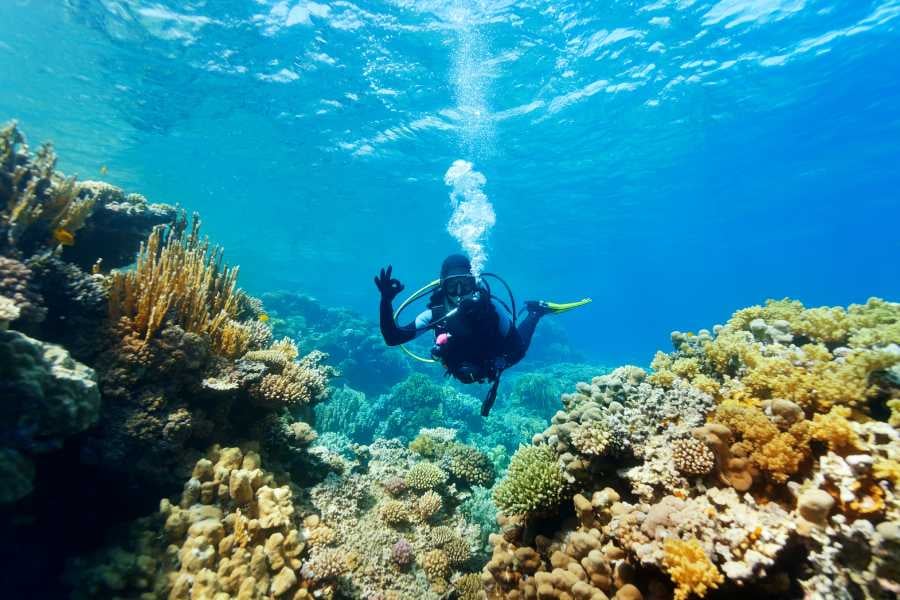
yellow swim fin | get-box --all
[527,298,592,315]
[544,298,592,314]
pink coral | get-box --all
[391,538,414,568]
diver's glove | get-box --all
[374,265,404,302]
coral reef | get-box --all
[485,298,900,600]
[1,123,171,262]
[0,329,100,502]
[66,447,344,599]
[263,291,414,395]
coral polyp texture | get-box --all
[485,298,899,600]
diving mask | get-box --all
[443,274,479,305]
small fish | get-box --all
[258,313,270,322]
[52,228,75,246]
[99,165,109,175]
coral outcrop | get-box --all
[0,329,100,502]
[485,298,900,600]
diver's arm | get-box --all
[379,297,418,346]
[375,265,418,346]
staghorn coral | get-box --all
[662,537,724,600]
[421,548,450,582]
[248,346,333,409]
[391,538,414,568]
[0,123,97,253]
[417,491,443,521]
[453,572,485,600]
[379,499,411,526]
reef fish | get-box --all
[52,228,75,246]
[99,165,109,175]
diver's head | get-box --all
[440,254,478,306]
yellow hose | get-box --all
[393,279,441,364]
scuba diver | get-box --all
[375,254,590,416]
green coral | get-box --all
[492,445,566,517]
[405,461,448,491]
[409,433,450,460]
[446,443,495,488]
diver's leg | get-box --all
[504,310,542,366]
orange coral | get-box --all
[662,538,723,600]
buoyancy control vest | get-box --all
[427,286,505,383]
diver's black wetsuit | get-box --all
[379,293,541,368]
[375,257,546,415]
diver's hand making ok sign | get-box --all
[374,265,404,302]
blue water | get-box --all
[1,0,898,366]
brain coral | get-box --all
[493,444,566,517]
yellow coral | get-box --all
[847,298,900,347]
[109,214,243,355]
[672,357,701,380]
[753,421,811,483]
[703,329,759,375]
[794,307,850,344]
[810,406,860,452]
[711,401,811,483]
[888,399,900,429]
[662,538,723,600]
[740,346,888,413]
[728,298,804,331]
[873,459,900,486]
[690,374,720,397]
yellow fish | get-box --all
[52,228,75,246]
[99,165,109,175]
[258,313,270,322]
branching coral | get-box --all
[1,122,97,250]
[108,213,246,356]
[493,445,566,517]
[445,443,495,488]
[672,438,715,477]
[662,537,724,600]
[405,462,448,491]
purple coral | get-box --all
[391,538,414,568]
[383,476,407,497]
